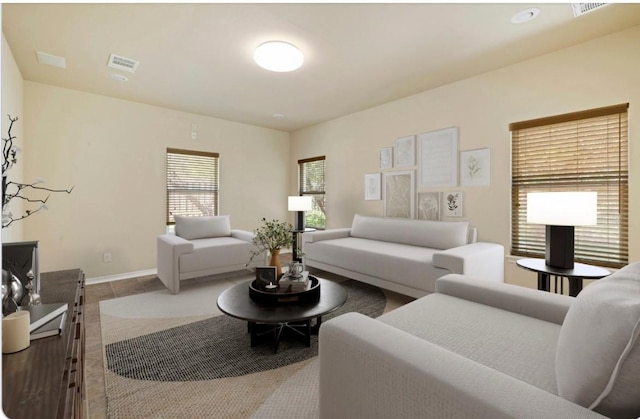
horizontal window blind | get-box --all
[299,156,326,229]
[166,148,219,224]
[510,104,628,268]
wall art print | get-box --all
[383,170,415,218]
[460,148,490,186]
[417,127,458,188]
[364,173,381,200]
[380,147,393,169]
[394,135,415,167]
[443,191,463,217]
[417,192,440,221]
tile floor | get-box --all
[83,258,413,418]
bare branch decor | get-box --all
[2,115,73,228]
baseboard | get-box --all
[86,268,158,285]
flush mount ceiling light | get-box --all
[254,41,304,72]
[511,8,541,24]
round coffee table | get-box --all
[216,277,347,353]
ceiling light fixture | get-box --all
[254,41,304,72]
[511,8,540,24]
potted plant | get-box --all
[249,218,294,278]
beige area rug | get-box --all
[100,271,388,418]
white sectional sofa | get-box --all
[302,214,504,297]
[157,215,262,294]
[319,262,640,419]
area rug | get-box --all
[100,272,386,418]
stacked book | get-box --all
[20,303,68,341]
[279,270,311,292]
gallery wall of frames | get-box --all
[364,127,490,221]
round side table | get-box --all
[516,258,610,297]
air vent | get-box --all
[107,54,139,73]
[571,3,610,17]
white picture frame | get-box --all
[417,192,441,221]
[383,170,415,218]
[443,191,463,217]
[394,135,416,167]
[364,173,382,200]
[417,127,458,188]
[460,148,490,186]
[379,147,393,169]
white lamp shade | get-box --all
[527,192,597,226]
[288,196,312,211]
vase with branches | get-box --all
[2,115,73,228]
[248,218,295,278]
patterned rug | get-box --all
[100,272,386,418]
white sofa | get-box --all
[302,214,504,297]
[319,262,640,418]
[157,215,262,294]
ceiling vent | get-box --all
[107,54,139,73]
[571,3,610,17]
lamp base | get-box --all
[545,225,574,269]
[294,211,305,231]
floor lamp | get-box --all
[526,191,597,269]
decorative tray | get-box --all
[249,276,320,304]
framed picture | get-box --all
[417,127,458,188]
[394,135,416,167]
[255,266,277,287]
[460,148,490,186]
[417,192,441,221]
[443,191,463,217]
[364,173,382,200]
[380,147,393,169]
[383,170,415,218]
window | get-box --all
[510,104,628,268]
[299,156,326,229]
[166,148,219,224]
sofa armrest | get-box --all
[303,228,351,244]
[436,274,573,325]
[231,229,255,243]
[432,242,505,282]
[157,234,194,294]
[320,313,605,419]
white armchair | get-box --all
[156,215,262,294]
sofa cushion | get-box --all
[175,215,231,240]
[350,214,469,250]
[556,262,640,418]
[180,237,252,274]
[379,293,561,393]
[305,237,448,293]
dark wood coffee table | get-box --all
[216,277,347,353]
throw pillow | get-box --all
[174,215,231,240]
[555,262,640,418]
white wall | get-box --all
[1,34,24,243]
[290,25,640,287]
[22,83,290,278]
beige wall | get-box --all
[1,34,24,243]
[290,26,640,288]
[22,82,290,278]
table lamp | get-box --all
[526,191,597,269]
[288,196,312,231]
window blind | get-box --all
[299,156,326,229]
[510,104,628,268]
[166,148,219,224]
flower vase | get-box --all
[269,249,282,279]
